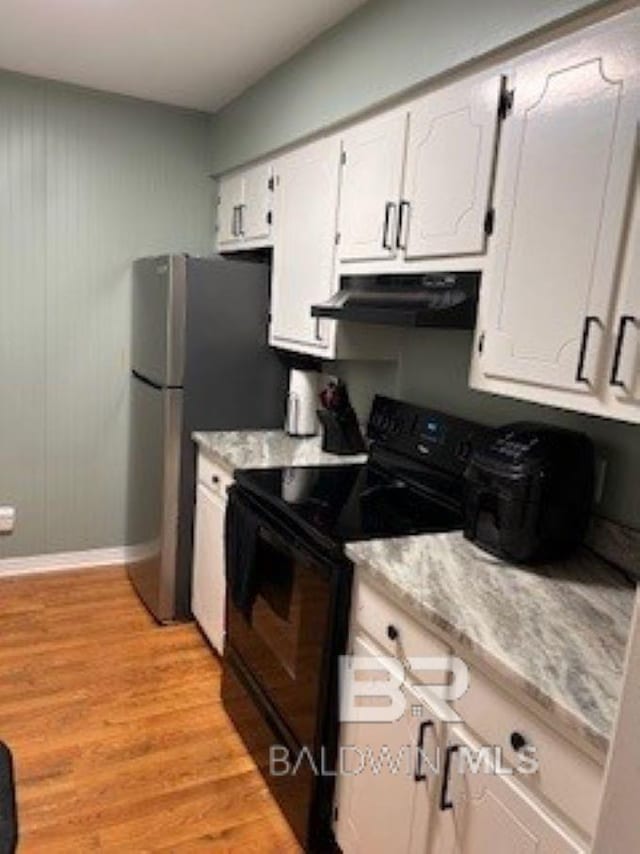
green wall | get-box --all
[0,73,213,560]
[209,0,609,174]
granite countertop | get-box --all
[193,427,634,754]
[192,429,367,474]
[346,532,635,754]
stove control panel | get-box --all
[367,396,486,475]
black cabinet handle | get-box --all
[575,316,600,384]
[610,315,636,388]
[231,205,239,237]
[382,201,396,250]
[211,475,220,486]
[386,624,399,641]
[237,203,246,237]
[414,720,434,782]
[440,744,459,811]
[396,200,410,250]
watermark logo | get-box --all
[340,654,469,723]
[269,743,539,778]
[268,653,539,780]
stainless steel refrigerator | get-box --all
[127,254,287,622]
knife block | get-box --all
[317,408,366,455]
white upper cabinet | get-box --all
[269,136,341,355]
[402,72,503,259]
[241,162,273,242]
[478,8,640,402]
[338,111,408,262]
[606,158,640,413]
[216,172,243,246]
[335,72,503,270]
[216,162,273,250]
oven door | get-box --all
[225,487,346,749]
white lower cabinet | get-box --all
[334,578,593,853]
[432,725,584,854]
[191,453,232,654]
[335,634,441,854]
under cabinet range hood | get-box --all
[311,271,480,328]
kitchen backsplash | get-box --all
[328,329,640,531]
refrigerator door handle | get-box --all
[132,369,164,391]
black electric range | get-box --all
[222,396,486,852]
[235,395,483,552]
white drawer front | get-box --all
[196,452,233,499]
[352,577,452,687]
[454,663,602,839]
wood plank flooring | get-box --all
[0,567,300,852]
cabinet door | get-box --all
[607,159,640,412]
[217,172,243,246]
[270,137,340,352]
[191,483,226,654]
[338,111,407,262]
[402,72,502,259]
[241,162,272,242]
[433,725,584,854]
[482,11,640,395]
[335,634,440,854]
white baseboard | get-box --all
[0,545,143,578]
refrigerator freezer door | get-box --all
[127,372,183,622]
[131,255,187,387]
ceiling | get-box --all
[0,0,367,112]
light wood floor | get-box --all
[0,567,300,852]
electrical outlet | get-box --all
[594,458,607,505]
[0,506,16,534]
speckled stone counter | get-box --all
[346,532,636,754]
[192,429,366,474]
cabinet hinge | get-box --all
[484,208,495,236]
[335,232,341,245]
[266,211,273,226]
[478,332,486,354]
[268,176,275,191]
[498,85,514,120]
[340,150,347,166]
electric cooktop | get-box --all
[235,461,463,547]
